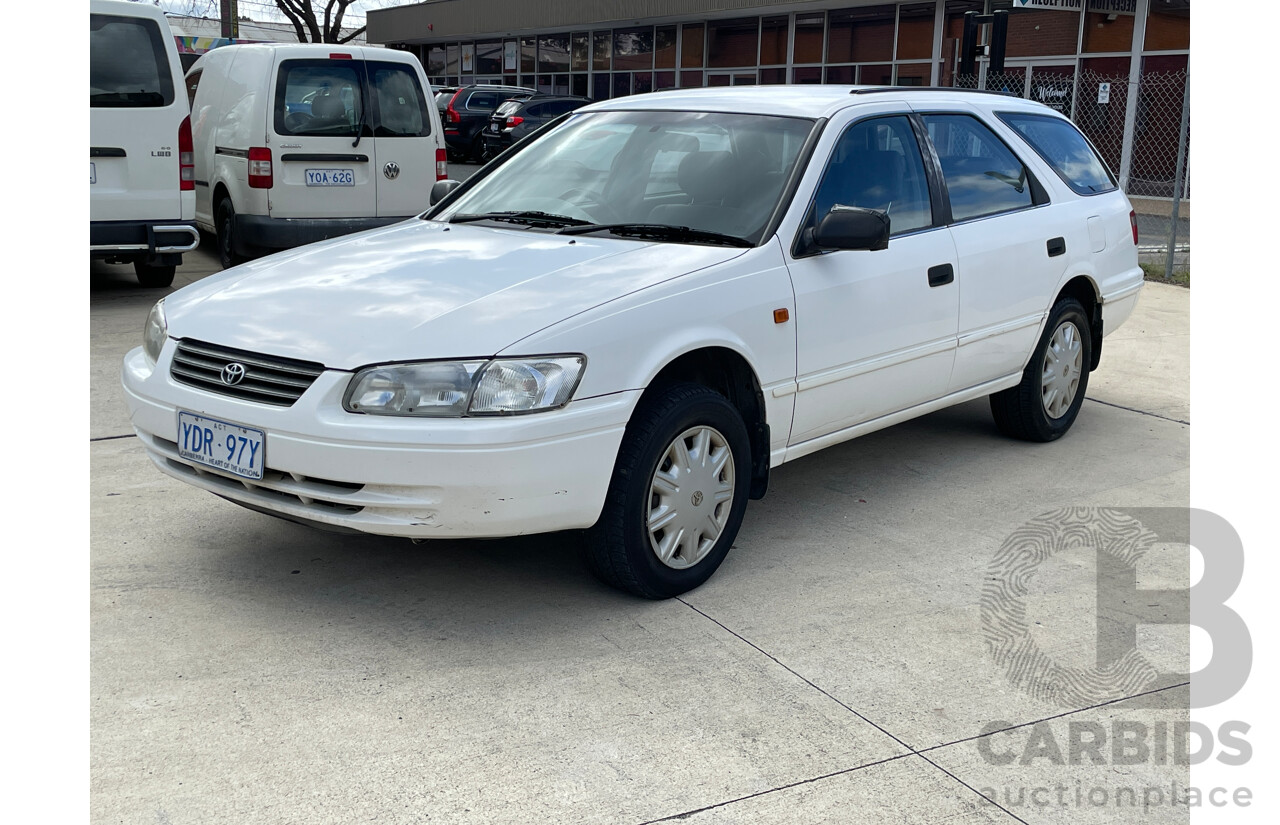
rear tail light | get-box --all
[329,53,353,59]
[178,115,194,191]
[505,116,524,128]
[436,147,448,181]
[1130,210,1139,245]
[446,90,462,124]
[248,146,273,189]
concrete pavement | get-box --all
[91,240,1191,824]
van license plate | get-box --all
[177,411,265,480]
[306,169,354,186]
[90,162,96,184]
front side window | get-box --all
[434,110,815,245]
[998,112,1116,195]
[274,60,363,137]
[90,14,175,107]
[810,115,934,236]
[923,114,1035,222]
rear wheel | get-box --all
[133,260,175,288]
[585,383,751,599]
[990,297,1092,442]
[215,198,245,270]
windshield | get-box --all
[435,110,816,245]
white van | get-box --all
[90,0,199,288]
[184,44,447,269]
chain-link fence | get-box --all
[952,66,1190,277]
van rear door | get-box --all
[367,59,439,218]
[89,10,186,222]
[269,56,377,220]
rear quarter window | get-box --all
[998,112,1117,195]
[90,13,175,107]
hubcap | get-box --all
[646,425,735,570]
[1041,320,1084,419]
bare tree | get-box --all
[274,0,366,44]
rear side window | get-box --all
[998,112,1116,195]
[185,70,202,107]
[545,100,582,117]
[90,14,175,107]
[274,60,363,137]
[369,62,430,137]
[923,114,1034,222]
[466,92,500,111]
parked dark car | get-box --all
[482,95,592,158]
[439,84,538,161]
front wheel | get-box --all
[989,297,1093,442]
[585,383,751,599]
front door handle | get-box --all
[928,263,954,287]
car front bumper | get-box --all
[121,343,636,539]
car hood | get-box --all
[163,220,745,369]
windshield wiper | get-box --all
[449,211,591,228]
[557,223,753,248]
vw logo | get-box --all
[383,161,400,180]
[221,362,247,386]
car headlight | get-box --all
[142,300,167,365]
[344,356,586,417]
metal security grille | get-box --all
[171,340,325,407]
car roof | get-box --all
[581,85,1056,120]
[514,95,590,104]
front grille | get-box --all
[171,339,324,407]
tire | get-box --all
[990,297,1093,442]
[215,198,245,270]
[133,260,175,289]
[470,134,487,163]
[585,383,752,599]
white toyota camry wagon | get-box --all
[122,86,1143,598]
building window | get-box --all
[760,15,788,66]
[827,5,895,65]
[793,13,825,64]
[571,33,590,72]
[539,34,570,72]
[475,40,501,75]
[655,26,677,69]
[613,28,654,71]
[520,37,536,73]
[897,2,936,61]
[1145,0,1189,51]
[990,2,1081,58]
[681,23,705,67]
[592,31,611,70]
[708,17,758,68]
[1083,8,1135,53]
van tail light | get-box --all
[248,147,273,189]
[436,148,448,181]
[505,116,524,128]
[329,53,353,59]
[446,90,462,124]
[1130,210,1139,246]
[178,115,194,191]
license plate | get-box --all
[90,162,96,184]
[305,168,354,186]
[177,411,265,480]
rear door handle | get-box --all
[1047,237,1067,257]
[928,263,954,287]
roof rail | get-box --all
[849,86,1021,98]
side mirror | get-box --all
[429,179,462,206]
[810,205,890,252]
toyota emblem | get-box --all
[221,362,247,386]
[383,161,400,180]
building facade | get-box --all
[368,0,1190,198]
